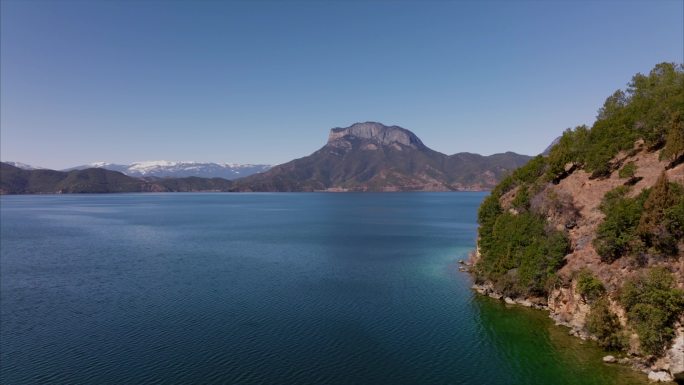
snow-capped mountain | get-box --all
[68,162,131,173]
[2,161,44,170]
[64,161,272,179]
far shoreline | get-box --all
[0,190,493,196]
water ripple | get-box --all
[1,193,649,385]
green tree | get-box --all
[576,269,606,302]
[511,186,530,211]
[477,212,568,296]
[587,298,625,350]
[597,90,628,121]
[593,186,648,262]
[661,113,684,162]
[546,126,590,179]
[637,173,679,255]
[620,267,684,356]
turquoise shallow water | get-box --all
[0,193,648,384]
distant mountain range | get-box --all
[231,122,532,191]
[3,161,45,170]
[8,161,272,179]
[2,122,533,194]
[0,163,234,194]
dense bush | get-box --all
[511,186,530,211]
[637,173,684,256]
[665,197,684,239]
[661,113,684,162]
[475,155,563,295]
[576,269,606,303]
[620,267,684,356]
[577,271,626,350]
[545,125,590,178]
[490,155,548,198]
[510,155,547,185]
[593,186,649,262]
[593,173,684,263]
[477,193,502,244]
[587,298,626,351]
[476,212,569,296]
[491,175,515,198]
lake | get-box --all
[0,193,648,384]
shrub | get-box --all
[546,125,589,179]
[576,270,606,303]
[490,156,548,199]
[511,186,530,211]
[665,197,684,239]
[618,162,637,179]
[491,175,515,198]
[593,176,684,263]
[587,298,626,351]
[593,186,649,262]
[620,267,684,356]
[661,114,684,162]
[478,194,502,239]
[511,155,547,185]
[637,173,684,256]
[477,212,569,296]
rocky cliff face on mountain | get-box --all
[471,63,684,382]
[231,122,531,192]
[327,122,426,149]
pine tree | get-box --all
[661,113,684,162]
[637,172,677,254]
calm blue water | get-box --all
[1,193,647,384]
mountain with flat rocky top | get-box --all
[327,122,426,149]
[230,122,532,192]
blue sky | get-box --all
[1,0,682,169]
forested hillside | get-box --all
[473,63,684,382]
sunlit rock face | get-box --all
[327,122,425,149]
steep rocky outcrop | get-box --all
[327,122,426,149]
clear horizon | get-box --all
[1,0,682,169]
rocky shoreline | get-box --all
[467,273,684,383]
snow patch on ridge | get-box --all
[64,161,272,179]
